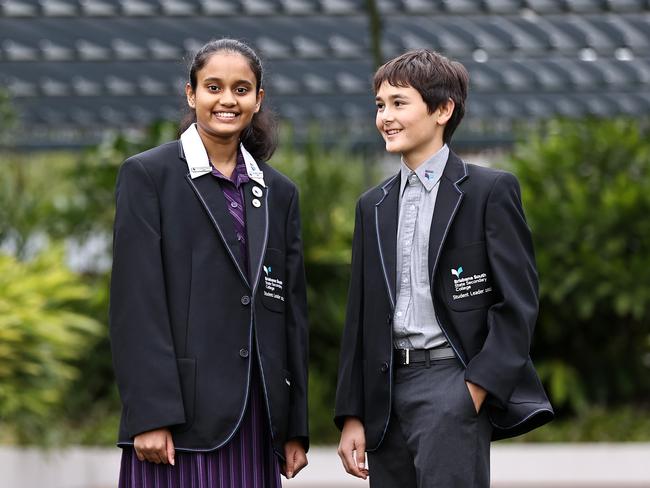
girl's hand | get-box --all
[133,428,175,465]
[282,439,308,479]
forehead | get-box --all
[196,52,256,82]
[375,80,419,99]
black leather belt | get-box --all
[394,346,455,366]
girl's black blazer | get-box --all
[109,140,309,454]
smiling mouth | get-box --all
[385,128,402,136]
[213,111,239,120]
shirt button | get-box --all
[410,204,416,210]
[239,348,249,358]
[241,295,250,306]
[405,241,411,246]
[380,362,389,373]
[402,278,408,284]
[396,312,403,317]
[230,201,238,208]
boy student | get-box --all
[334,49,553,487]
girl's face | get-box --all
[186,51,264,143]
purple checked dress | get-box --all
[118,152,282,488]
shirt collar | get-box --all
[399,144,449,195]
[180,123,266,187]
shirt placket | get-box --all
[394,173,421,349]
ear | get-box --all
[185,82,196,109]
[436,98,455,125]
[255,88,265,113]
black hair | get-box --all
[373,49,469,144]
[180,38,278,162]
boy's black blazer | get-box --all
[335,151,553,449]
[110,140,309,454]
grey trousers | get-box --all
[368,358,492,488]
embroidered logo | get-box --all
[451,266,463,278]
[424,169,435,181]
[263,265,272,276]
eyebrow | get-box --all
[375,93,409,101]
[203,77,255,86]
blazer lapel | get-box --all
[375,173,400,309]
[243,179,269,295]
[428,151,469,282]
[185,171,250,288]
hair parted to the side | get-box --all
[180,38,278,162]
[373,49,469,144]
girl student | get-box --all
[110,38,309,487]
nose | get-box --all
[381,106,394,123]
[219,88,236,106]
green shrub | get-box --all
[506,118,650,413]
[0,247,103,444]
[272,131,376,443]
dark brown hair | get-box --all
[373,49,469,144]
[180,38,278,162]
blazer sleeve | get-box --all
[464,171,539,408]
[110,156,186,438]
[334,200,365,430]
[284,187,310,450]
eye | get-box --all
[235,86,249,94]
[207,84,220,92]
[394,100,403,107]
[375,102,385,111]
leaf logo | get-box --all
[451,266,463,278]
[263,265,272,276]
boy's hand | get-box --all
[337,417,369,479]
[466,381,488,414]
[133,428,175,465]
[282,439,308,479]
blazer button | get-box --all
[386,313,392,325]
[241,295,251,306]
[239,348,249,358]
[380,362,389,373]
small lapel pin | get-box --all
[252,186,263,197]
[252,198,261,208]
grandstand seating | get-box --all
[1,0,649,148]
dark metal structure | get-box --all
[1,0,649,148]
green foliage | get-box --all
[517,406,650,442]
[506,118,650,412]
[272,130,376,443]
[0,248,103,444]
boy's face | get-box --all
[375,81,450,167]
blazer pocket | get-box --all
[442,242,498,312]
[261,248,286,313]
[174,358,196,432]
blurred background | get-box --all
[1,0,650,486]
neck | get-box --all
[403,140,445,171]
[196,126,240,178]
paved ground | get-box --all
[1,443,649,487]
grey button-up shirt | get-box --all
[393,145,449,350]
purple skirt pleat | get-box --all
[118,366,281,488]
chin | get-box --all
[384,141,403,154]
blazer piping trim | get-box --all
[372,172,399,449]
[250,186,270,300]
[489,407,555,430]
[185,174,251,288]
[431,160,469,367]
[374,173,400,309]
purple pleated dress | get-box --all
[118,153,282,488]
